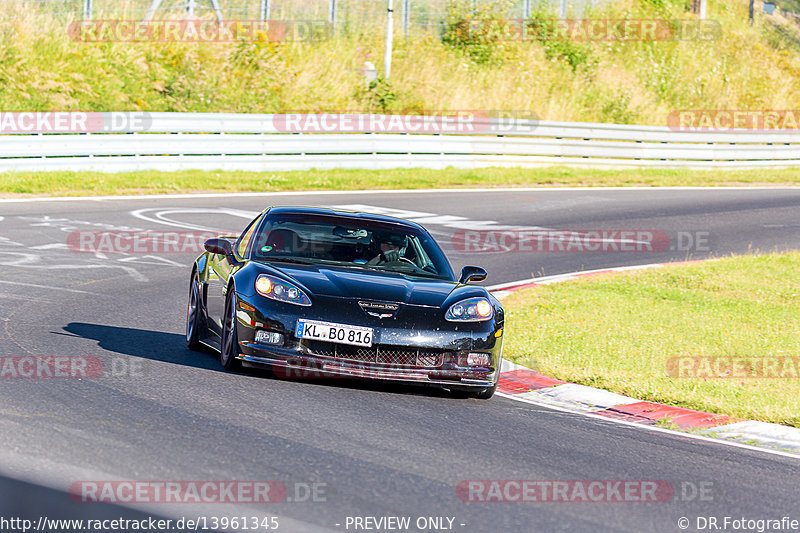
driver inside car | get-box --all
[367,231,408,265]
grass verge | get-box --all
[0,166,798,197]
[502,252,800,427]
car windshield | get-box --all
[250,213,454,281]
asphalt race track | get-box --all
[1,188,799,532]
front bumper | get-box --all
[238,347,499,388]
[233,293,503,389]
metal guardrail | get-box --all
[2,112,800,172]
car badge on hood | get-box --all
[358,301,400,318]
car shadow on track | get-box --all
[61,322,456,399]
[62,322,225,373]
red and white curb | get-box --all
[489,262,800,457]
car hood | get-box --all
[266,263,458,307]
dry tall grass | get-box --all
[1,0,799,125]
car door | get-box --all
[206,215,262,337]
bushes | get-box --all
[525,12,594,71]
[441,0,517,65]
[441,2,593,71]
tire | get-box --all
[220,286,242,371]
[186,270,204,351]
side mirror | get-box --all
[459,266,487,284]
[204,238,240,265]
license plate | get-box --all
[295,319,373,347]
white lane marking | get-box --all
[29,243,69,250]
[0,279,99,295]
[332,205,653,252]
[486,263,666,292]
[130,207,258,231]
[5,214,205,280]
[118,255,185,267]
[0,186,798,203]
[0,251,148,282]
[0,251,39,266]
[0,236,24,247]
[333,203,537,231]
[19,215,143,232]
[498,392,800,461]
[332,205,436,219]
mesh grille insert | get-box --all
[305,340,449,368]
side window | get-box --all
[236,216,261,259]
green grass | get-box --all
[502,252,800,427]
[0,166,798,197]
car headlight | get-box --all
[255,274,311,306]
[446,297,493,322]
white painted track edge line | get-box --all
[486,263,667,291]
[0,279,100,295]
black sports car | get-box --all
[186,206,504,399]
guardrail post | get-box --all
[384,0,394,79]
[210,0,223,21]
[403,0,409,37]
[260,0,270,23]
[145,0,159,21]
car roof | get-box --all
[264,206,427,231]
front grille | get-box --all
[304,340,449,368]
